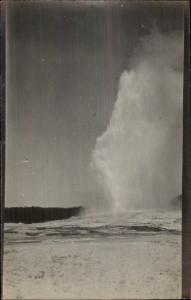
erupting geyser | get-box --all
[91,28,183,211]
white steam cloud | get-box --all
[91,28,183,211]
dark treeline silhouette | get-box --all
[4,206,84,224]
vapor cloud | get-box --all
[91,28,183,210]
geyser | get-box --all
[91,28,183,211]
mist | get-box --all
[91,28,183,211]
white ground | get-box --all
[3,210,181,299]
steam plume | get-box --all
[91,28,183,210]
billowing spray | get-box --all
[91,28,183,211]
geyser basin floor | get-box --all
[3,210,181,299]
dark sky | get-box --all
[6,1,185,207]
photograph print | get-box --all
[3,0,188,299]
